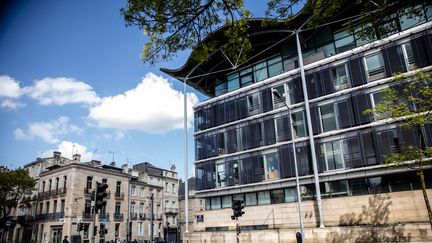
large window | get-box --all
[321,140,344,171]
[264,153,280,181]
[257,191,271,205]
[247,93,260,115]
[272,85,286,109]
[221,195,232,208]
[331,63,349,90]
[216,163,226,187]
[268,56,283,77]
[270,189,285,204]
[292,111,307,138]
[240,67,254,87]
[364,52,386,80]
[275,115,290,142]
[320,104,337,132]
[284,188,297,202]
[245,192,257,206]
[400,42,416,70]
[254,61,268,82]
[227,73,240,92]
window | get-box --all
[254,61,268,81]
[240,67,254,87]
[268,56,283,77]
[86,176,93,191]
[275,115,290,142]
[116,181,121,197]
[292,111,307,138]
[63,176,67,189]
[349,178,369,196]
[140,187,145,197]
[131,202,136,214]
[215,79,227,96]
[320,104,337,132]
[247,93,260,115]
[216,163,226,187]
[115,223,120,237]
[331,64,349,90]
[364,52,386,80]
[272,85,286,108]
[172,183,176,193]
[115,202,121,214]
[321,180,348,198]
[221,195,232,208]
[245,192,257,206]
[399,5,426,31]
[131,186,136,196]
[210,197,221,210]
[368,177,389,194]
[270,189,285,204]
[227,73,239,92]
[401,42,416,70]
[165,182,168,192]
[284,188,298,202]
[257,191,270,205]
[138,222,144,236]
[321,140,344,171]
[264,153,280,181]
[60,200,65,214]
[334,30,355,53]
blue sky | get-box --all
[0,0,275,179]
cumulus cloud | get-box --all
[0,75,22,98]
[89,73,199,134]
[14,116,83,143]
[24,77,100,106]
[0,75,24,109]
[41,140,94,161]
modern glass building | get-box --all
[162,2,432,241]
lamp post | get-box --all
[272,89,305,243]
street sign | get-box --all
[101,219,107,225]
[196,215,204,223]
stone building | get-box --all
[162,1,432,242]
[11,153,179,243]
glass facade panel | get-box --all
[322,140,344,171]
[270,189,285,204]
[257,191,271,205]
[365,53,386,79]
[245,192,257,206]
[284,188,298,202]
[216,163,226,187]
[320,104,337,132]
[265,153,280,181]
[227,73,239,92]
[331,64,349,90]
[272,85,286,108]
[399,5,426,30]
[368,177,389,194]
[292,111,307,138]
[210,197,221,209]
[222,195,232,208]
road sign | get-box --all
[101,219,107,225]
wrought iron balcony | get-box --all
[98,213,110,221]
[130,213,138,220]
[35,212,64,221]
[82,212,93,221]
[164,207,179,215]
[113,213,124,221]
[114,191,124,199]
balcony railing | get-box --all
[82,212,93,221]
[164,208,179,215]
[98,213,110,221]
[35,212,64,221]
[114,192,124,200]
[130,213,138,220]
[113,213,124,221]
[37,188,67,199]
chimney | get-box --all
[73,154,81,163]
[121,164,128,173]
[170,164,177,172]
[53,151,61,158]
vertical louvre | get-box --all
[383,45,406,75]
[309,105,321,135]
[261,88,273,112]
[351,93,372,125]
[321,68,335,95]
[336,99,354,129]
[411,36,430,68]
[349,57,366,87]
[278,144,295,178]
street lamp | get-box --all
[272,89,305,243]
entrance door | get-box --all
[51,227,63,243]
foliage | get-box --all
[121,0,427,65]
[0,168,35,228]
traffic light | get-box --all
[99,224,108,237]
[95,182,108,213]
[93,226,98,236]
[231,200,245,220]
[77,222,83,232]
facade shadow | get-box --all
[326,194,411,243]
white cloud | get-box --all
[89,73,199,134]
[14,116,83,143]
[24,77,100,106]
[0,75,22,98]
[41,140,94,162]
[1,99,25,110]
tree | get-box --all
[0,168,35,230]
[366,69,432,230]
[121,0,426,65]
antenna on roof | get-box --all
[91,149,97,161]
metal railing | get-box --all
[113,213,124,221]
[98,213,110,221]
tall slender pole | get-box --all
[295,30,324,228]
[273,90,305,242]
[183,78,189,235]
[92,182,98,243]
[150,192,154,242]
